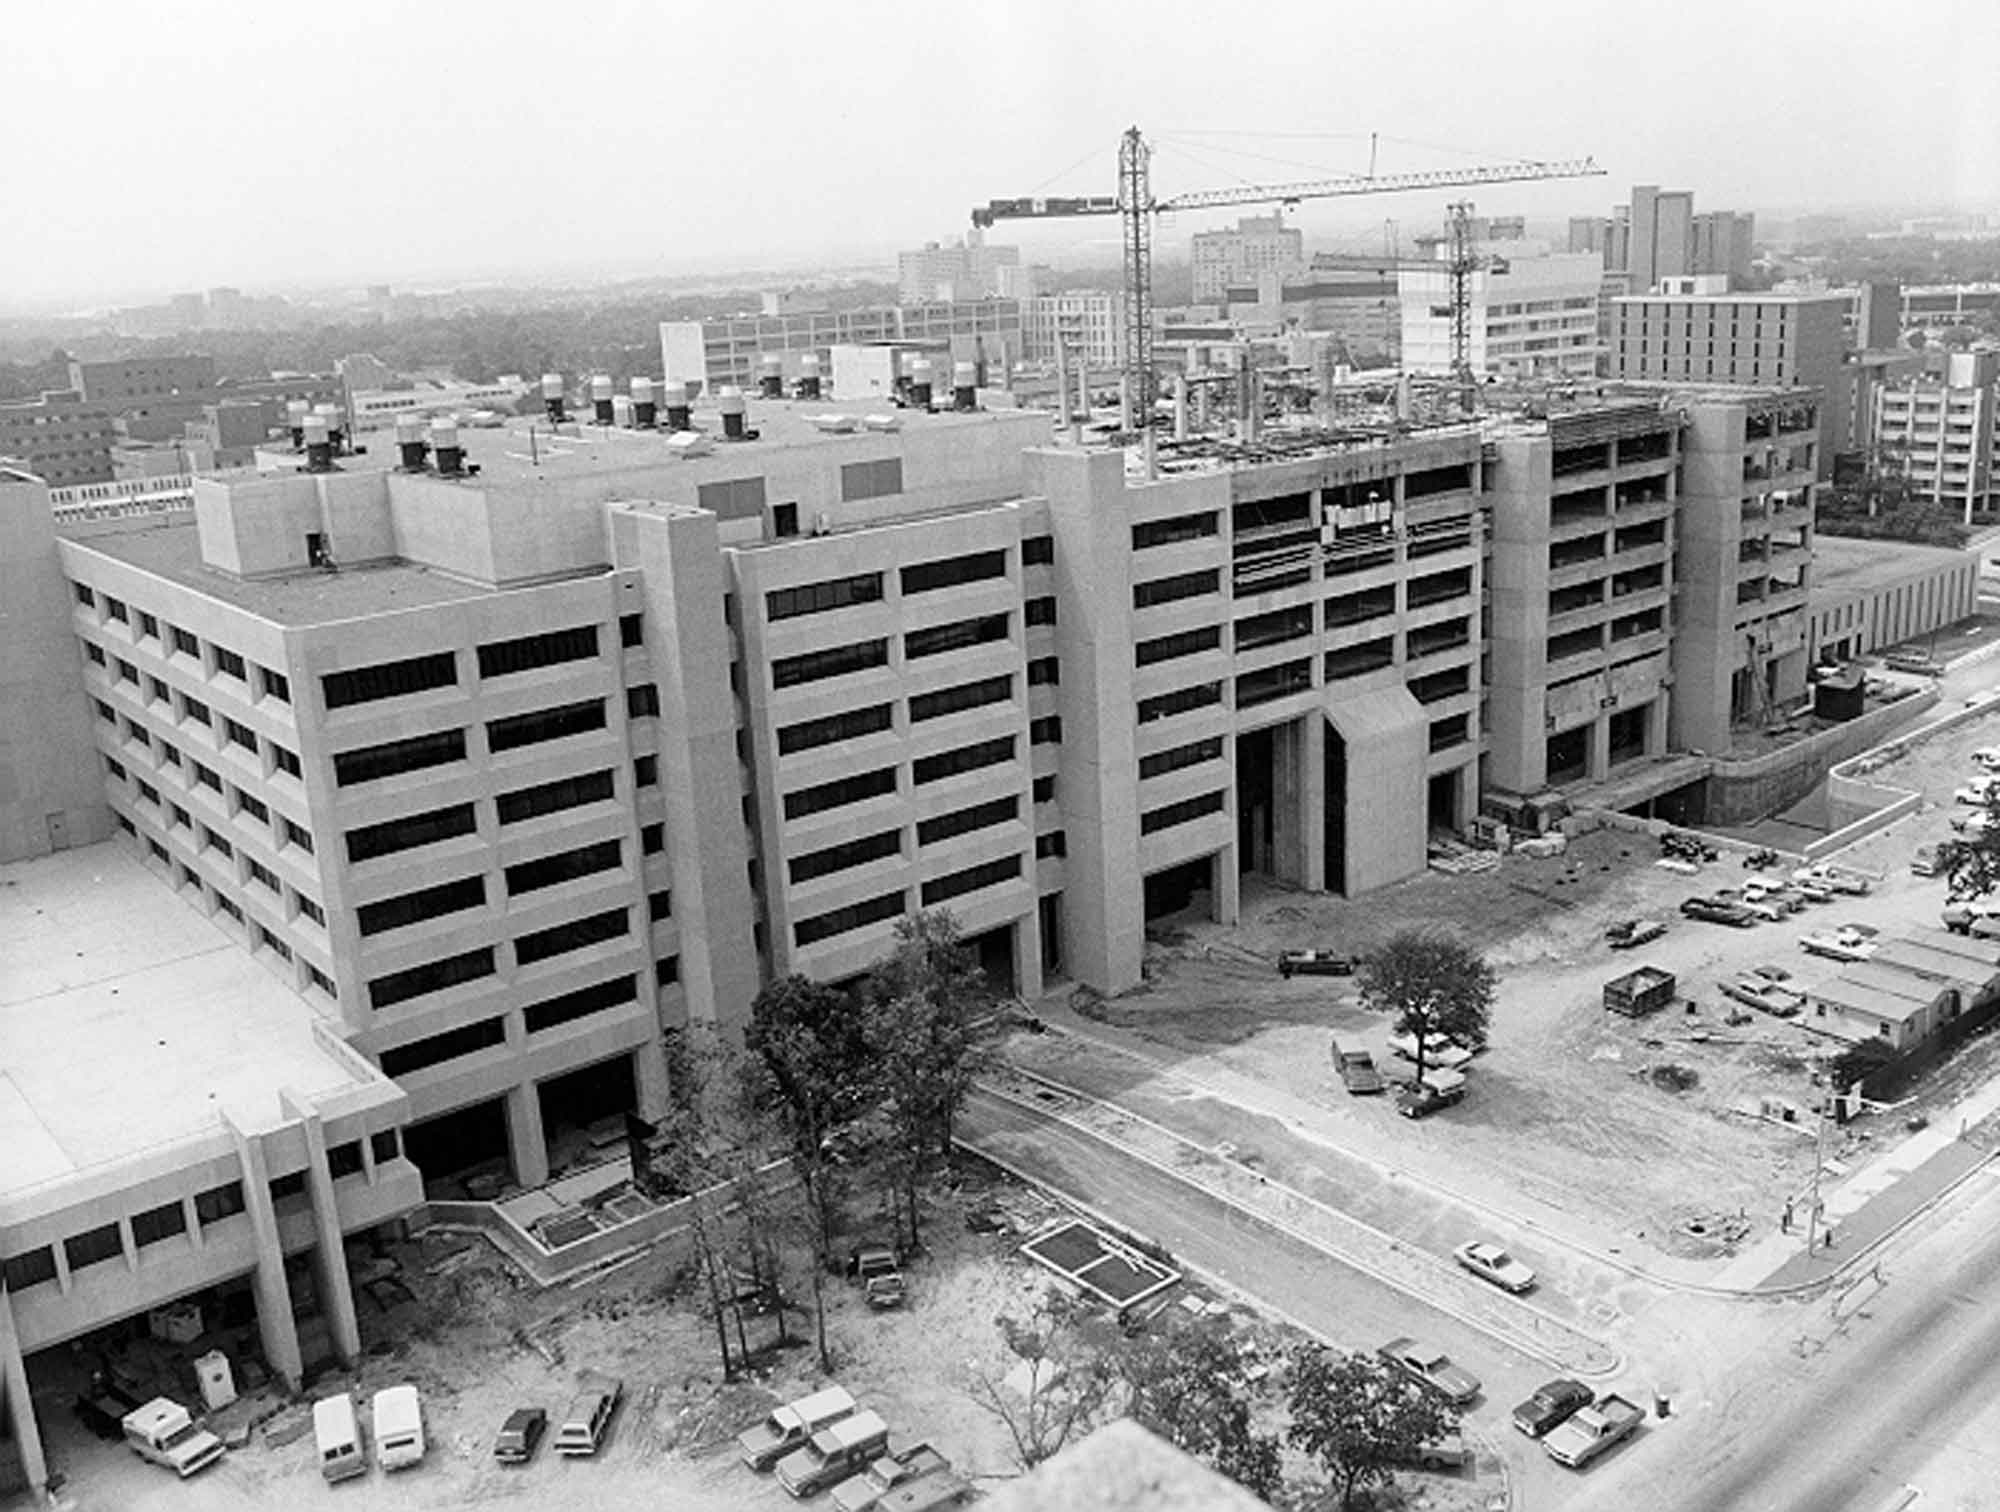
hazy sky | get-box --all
[6,0,1997,305]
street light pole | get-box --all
[1803,1089,1832,1256]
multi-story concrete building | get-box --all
[1872,350,2000,521]
[1901,284,2000,330]
[1569,187,1755,293]
[897,229,1021,304]
[1191,215,1304,304]
[0,391,118,488]
[659,299,1023,394]
[1398,254,1604,380]
[1610,288,1849,478]
[1221,256,1403,364]
[67,355,220,406]
[1025,291,1128,369]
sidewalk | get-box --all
[1016,994,2000,1299]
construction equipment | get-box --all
[973,126,1604,435]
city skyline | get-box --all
[5,0,1997,305]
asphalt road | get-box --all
[960,1087,1572,1507]
[1568,1166,2000,1512]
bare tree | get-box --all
[964,1292,1122,1471]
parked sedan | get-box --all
[1952,810,2000,836]
[1378,1337,1481,1405]
[1973,746,2000,773]
[1792,864,1871,896]
[1512,1379,1595,1438]
[1388,1032,1475,1070]
[1801,929,1878,963]
[1332,1042,1387,1095]
[1605,918,1668,950]
[1452,1240,1537,1293]
[1953,783,1998,807]
[1681,896,1756,928]
[1279,948,1362,978]
[494,1406,547,1464]
[1719,977,1804,1018]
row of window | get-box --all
[73,585,292,706]
[88,646,304,778]
[365,907,634,1011]
[332,700,610,790]
[324,627,610,712]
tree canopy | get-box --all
[1286,1347,1456,1510]
[1355,928,1496,1072]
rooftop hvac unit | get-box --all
[663,432,713,458]
[811,414,858,433]
[862,413,903,433]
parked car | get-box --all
[1801,929,1878,963]
[1605,918,1668,950]
[1942,901,2000,935]
[830,1444,951,1512]
[740,1386,859,1471]
[1911,845,1945,878]
[1279,948,1362,977]
[1740,880,1806,913]
[1714,892,1785,924]
[1787,877,1836,903]
[1512,1379,1595,1439]
[1972,746,2000,773]
[1681,896,1756,928]
[74,1378,142,1442]
[1331,1038,1386,1095]
[1452,1240,1536,1293]
[1952,810,2000,836]
[1378,1337,1481,1405]
[1388,1430,1471,1471]
[494,1406,547,1464]
[1749,963,1794,983]
[1953,783,1998,807]
[850,1246,907,1310]
[1387,1033,1475,1071]
[1396,1070,1468,1120]
[1719,977,1804,1017]
[1792,864,1871,896]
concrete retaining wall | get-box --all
[1702,690,1937,826]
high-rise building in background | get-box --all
[897,229,1022,304]
[0,392,118,487]
[1872,350,2000,522]
[1025,291,1128,369]
[1191,215,1305,303]
[1569,186,1755,294]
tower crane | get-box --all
[973,126,1605,427]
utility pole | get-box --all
[1803,1092,1832,1257]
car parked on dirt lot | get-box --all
[1911,845,1944,877]
[1396,1070,1467,1120]
[831,1444,951,1512]
[1378,1337,1481,1404]
[1973,746,2000,773]
[1388,1033,1475,1070]
[1389,1430,1471,1470]
[1952,810,2000,836]
[1953,781,1999,806]
[1681,896,1756,927]
[1713,891,1785,923]
[1605,918,1668,950]
[1331,1038,1386,1094]
[1750,963,1793,983]
[1719,977,1804,1017]
[849,1245,907,1309]
[1512,1379,1595,1438]
[1801,929,1877,963]
[1792,864,1871,896]
[1278,948,1363,977]
[494,1406,547,1464]
[1452,1240,1537,1293]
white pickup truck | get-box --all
[123,1398,225,1477]
[1543,1392,1644,1468]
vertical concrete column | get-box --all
[1213,842,1241,926]
[506,1081,550,1188]
[224,1118,303,1392]
[1646,695,1669,757]
[279,1094,360,1367]
[1300,715,1327,892]
[0,1294,49,1504]
[631,1041,670,1126]
[1270,721,1302,883]
[1012,910,1044,1004]
[1589,717,1612,780]
[183,1194,204,1251]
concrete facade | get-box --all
[1398,255,1604,379]
[660,299,1024,394]
[1871,350,2000,521]
[1807,537,1979,665]
[0,392,117,488]
[1025,292,1128,369]
[1191,215,1304,304]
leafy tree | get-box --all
[862,910,993,1249]
[1117,1321,1282,1501]
[1355,928,1496,1075]
[1286,1347,1454,1510]
[965,1292,1122,1471]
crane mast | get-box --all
[973,127,1605,426]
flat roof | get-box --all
[1811,535,1969,594]
[67,520,514,627]
[0,844,371,1202]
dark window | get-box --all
[123,717,149,748]
[246,858,279,893]
[104,754,127,782]
[130,1200,188,1247]
[333,728,466,786]
[642,822,665,854]
[921,854,1022,905]
[345,802,477,864]
[213,646,246,681]
[1030,716,1063,745]
[840,457,903,502]
[656,956,681,985]
[259,665,290,702]
[649,889,672,920]
[487,698,607,752]
[1027,657,1059,687]
[1022,534,1055,566]
[371,1130,401,1165]
[201,826,231,858]
[525,975,639,1034]
[1134,569,1220,608]
[634,755,659,787]
[1140,736,1225,780]
[627,683,660,718]
[784,766,899,819]
[94,696,113,721]
[193,762,222,792]
[104,596,128,624]
[1036,830,1067,859]
[906,614,1009,660]
[515,907,629,965]
[61,1223,123,1273]
[497,768,615,824]
[902,550,1006,595]
[910,675,1012,722]
[1033,774,1056,803]
[1133,511,1218,549]
[791,828,903,883]
[194,1181,246,1226]
[170,625,199,657]
[795,889,906,946]
[1141,790,1227,834]
[159,736,179,763]
[367,946,496,1010]
[327,1141,364,1180]
[213,892,242,922]
[3,1247,57,1292]
[84,640,106,666]
[914,736,1015,785]
[505,839,622,896]
[695,475,768,520]
[294,891,325,924]
[766,572,884,622]
[772,639,889,689]
[778,703,894,754]
[73,582,95,608]
[223,716,257,752]
[1137,626,1222,667]
[620,612,644,648]
[182,694,210,725]
[137,611,158,639]
[116,657,138,685]
[918,796,1018,846]
[772,501,799,537]
[267,1171,307,1204]
[169,803,189,829]
[379,1017,507,1076]
[357,875,487,936]
[1024,597,1057,627]
[477,625,600,679]
[271,744,302,778]
[322,651,457,710]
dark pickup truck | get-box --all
[1279,948,1362,978]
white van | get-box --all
[371,1385,425,1471]
[313,1392,365,1484]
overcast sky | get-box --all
[6,0,1997,306]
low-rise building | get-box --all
[1871,350,1999,522]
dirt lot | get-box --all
[1068,788,2000,1269]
